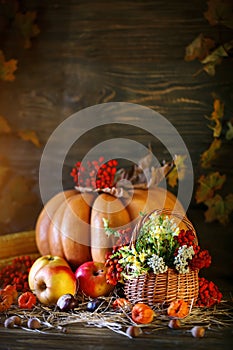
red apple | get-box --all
[28,255,77,305]
[75,261,114,298]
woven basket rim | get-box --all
[129,207,197,248]
[125,266,199,278]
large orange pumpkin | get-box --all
[35,186,186,269]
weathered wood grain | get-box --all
[0,322,232,350]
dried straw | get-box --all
[4,296,233,338]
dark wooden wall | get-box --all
[0,0,232,290]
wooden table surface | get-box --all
[0,0,233,348]
[0,324,232,350]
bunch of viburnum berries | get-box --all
[70,157,118,189]
[0,256,35,292]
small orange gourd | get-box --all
[167,299,189,319]
[112,298,132,311]
[131,303,155,324]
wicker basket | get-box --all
[124,208,199,308]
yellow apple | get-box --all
[28,255,77,305]
[28,255,70,290]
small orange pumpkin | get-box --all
[131,303,154,324]
[167,299,189,319]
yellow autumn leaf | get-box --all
[0,50,18,81]
[0,115,12,134]
[195,171,226,204]
[184,33,215,61]
[201,41,232,76]
[200,138,221,169]
[211,99,224,120]
[226,120,233,140]
[207,98,224,137]
[204,193,233,225]
[17,130,41,147]
[167,155,187,188]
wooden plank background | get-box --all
[0,0,233,293]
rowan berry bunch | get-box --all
[70,157,118,189]
[105,227,132,285]
[174,229,211,270]
[189,248,211,270]
[196,277,222,307]
[105,253,123,286]
[174,229,198,251]
[0,255,35,292]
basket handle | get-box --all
[129,208,197,248]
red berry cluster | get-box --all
[189,248,211,270]
[174,229,211,271]
[70,157,118,189]
[196,277,222,307]
[105,227,132,285]
[175,229,198,250]
[105,252,123,286]
[0,256,35,292]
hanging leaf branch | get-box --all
[0,51,18,82]
[184,0,233,76]
[0,1,40,81]
[166,155,187,188]
[200,138,222,169]
[0,0,41,146]
[195,98,233,225]
[0,0,40,50]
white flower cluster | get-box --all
[147,254,168,274]
[174,245,195,274]
[145,213,180,240]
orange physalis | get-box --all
[18,292,37,309]
[131,303,154,324]
[167,299,189,319]
[112,298,132,311]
